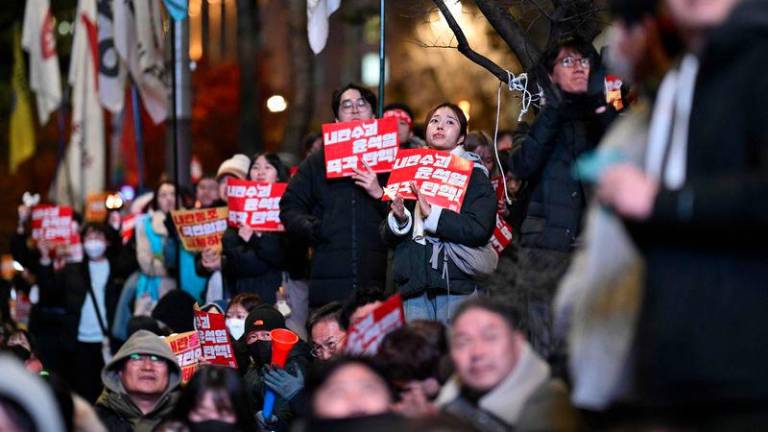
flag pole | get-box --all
[170,23,180,210]
[170,18,181,292]
[378,0,385,117]
[132,84,145,193]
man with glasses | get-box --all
[281,83,390,309]
[95,329,182,431]
[508,37,617,360]
[307,302,347,361]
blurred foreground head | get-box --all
[449,298,525,393]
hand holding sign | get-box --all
[383,149,473,213]
[201,247,221,271]
[351,160,384,199]
[410,181,432,218]
[238,225,255,242]
[391,195,407,223]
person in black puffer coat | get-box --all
[508,37,617,359]
[383,103,497,324]
[280,83,390,307]
[199,153,289,305]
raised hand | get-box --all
[238,225,254,243]
[351,160,384,199]
[410,181,432,218]
[391,194,407,223]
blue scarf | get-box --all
[136,215,163,302]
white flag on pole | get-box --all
[114,0,169,124]
[52,0,105,210]
[98,0,128,113]
[22,0,62,125]
[307,0,341,54]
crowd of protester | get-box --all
[2,0,767,430]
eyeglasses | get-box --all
[559,56,590,69]
[311,335,346,358]
[340,98,371,112]
[127,353,163,363]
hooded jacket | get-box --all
[95,330,182,432]
[0,355,66,432]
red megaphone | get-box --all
[269,328,299,368]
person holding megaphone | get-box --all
[241,304,311,431]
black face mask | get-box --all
[247,340,272,366]
[189,420,238,432]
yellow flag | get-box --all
[10,27,36,174]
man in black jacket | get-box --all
[280,83,389,307]
[598,0,768,426]
[509,38,616,358]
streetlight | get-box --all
[266,95,287,113]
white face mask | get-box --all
[83,240,107,260]
[226,318,245,340]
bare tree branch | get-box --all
[473,0,542,71]
[431,0,510,84]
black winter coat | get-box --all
[197,228,285,304]
[35,258,124,344]
[630,0,768,405]
[382,166,497,297]
[280,151,389,306]
[510,95,615,252]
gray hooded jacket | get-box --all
[95,330,182,432]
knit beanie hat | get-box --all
[216,154,251,181]
[243,304,286,337]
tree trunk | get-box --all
[282,0,315,158]
[237,0,263,155]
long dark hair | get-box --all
[170,365,256,431]
[150,180,177,212]
[249,153,289,183]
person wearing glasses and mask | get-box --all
[281,83,390,309]
[96,329,182,431]
[508,37,617,360]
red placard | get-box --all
[382,148,474,212]
[490,176,507,215]
[171,207,229,252]
[491,215,514,255]
[322,117,399,178]
[31,205,73,246]
[165,331,202,383]
[605,74,624,111]
[344,293,405,356]
[194,309,238,369]
[121,214,137,244]
[226,179,286,232]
